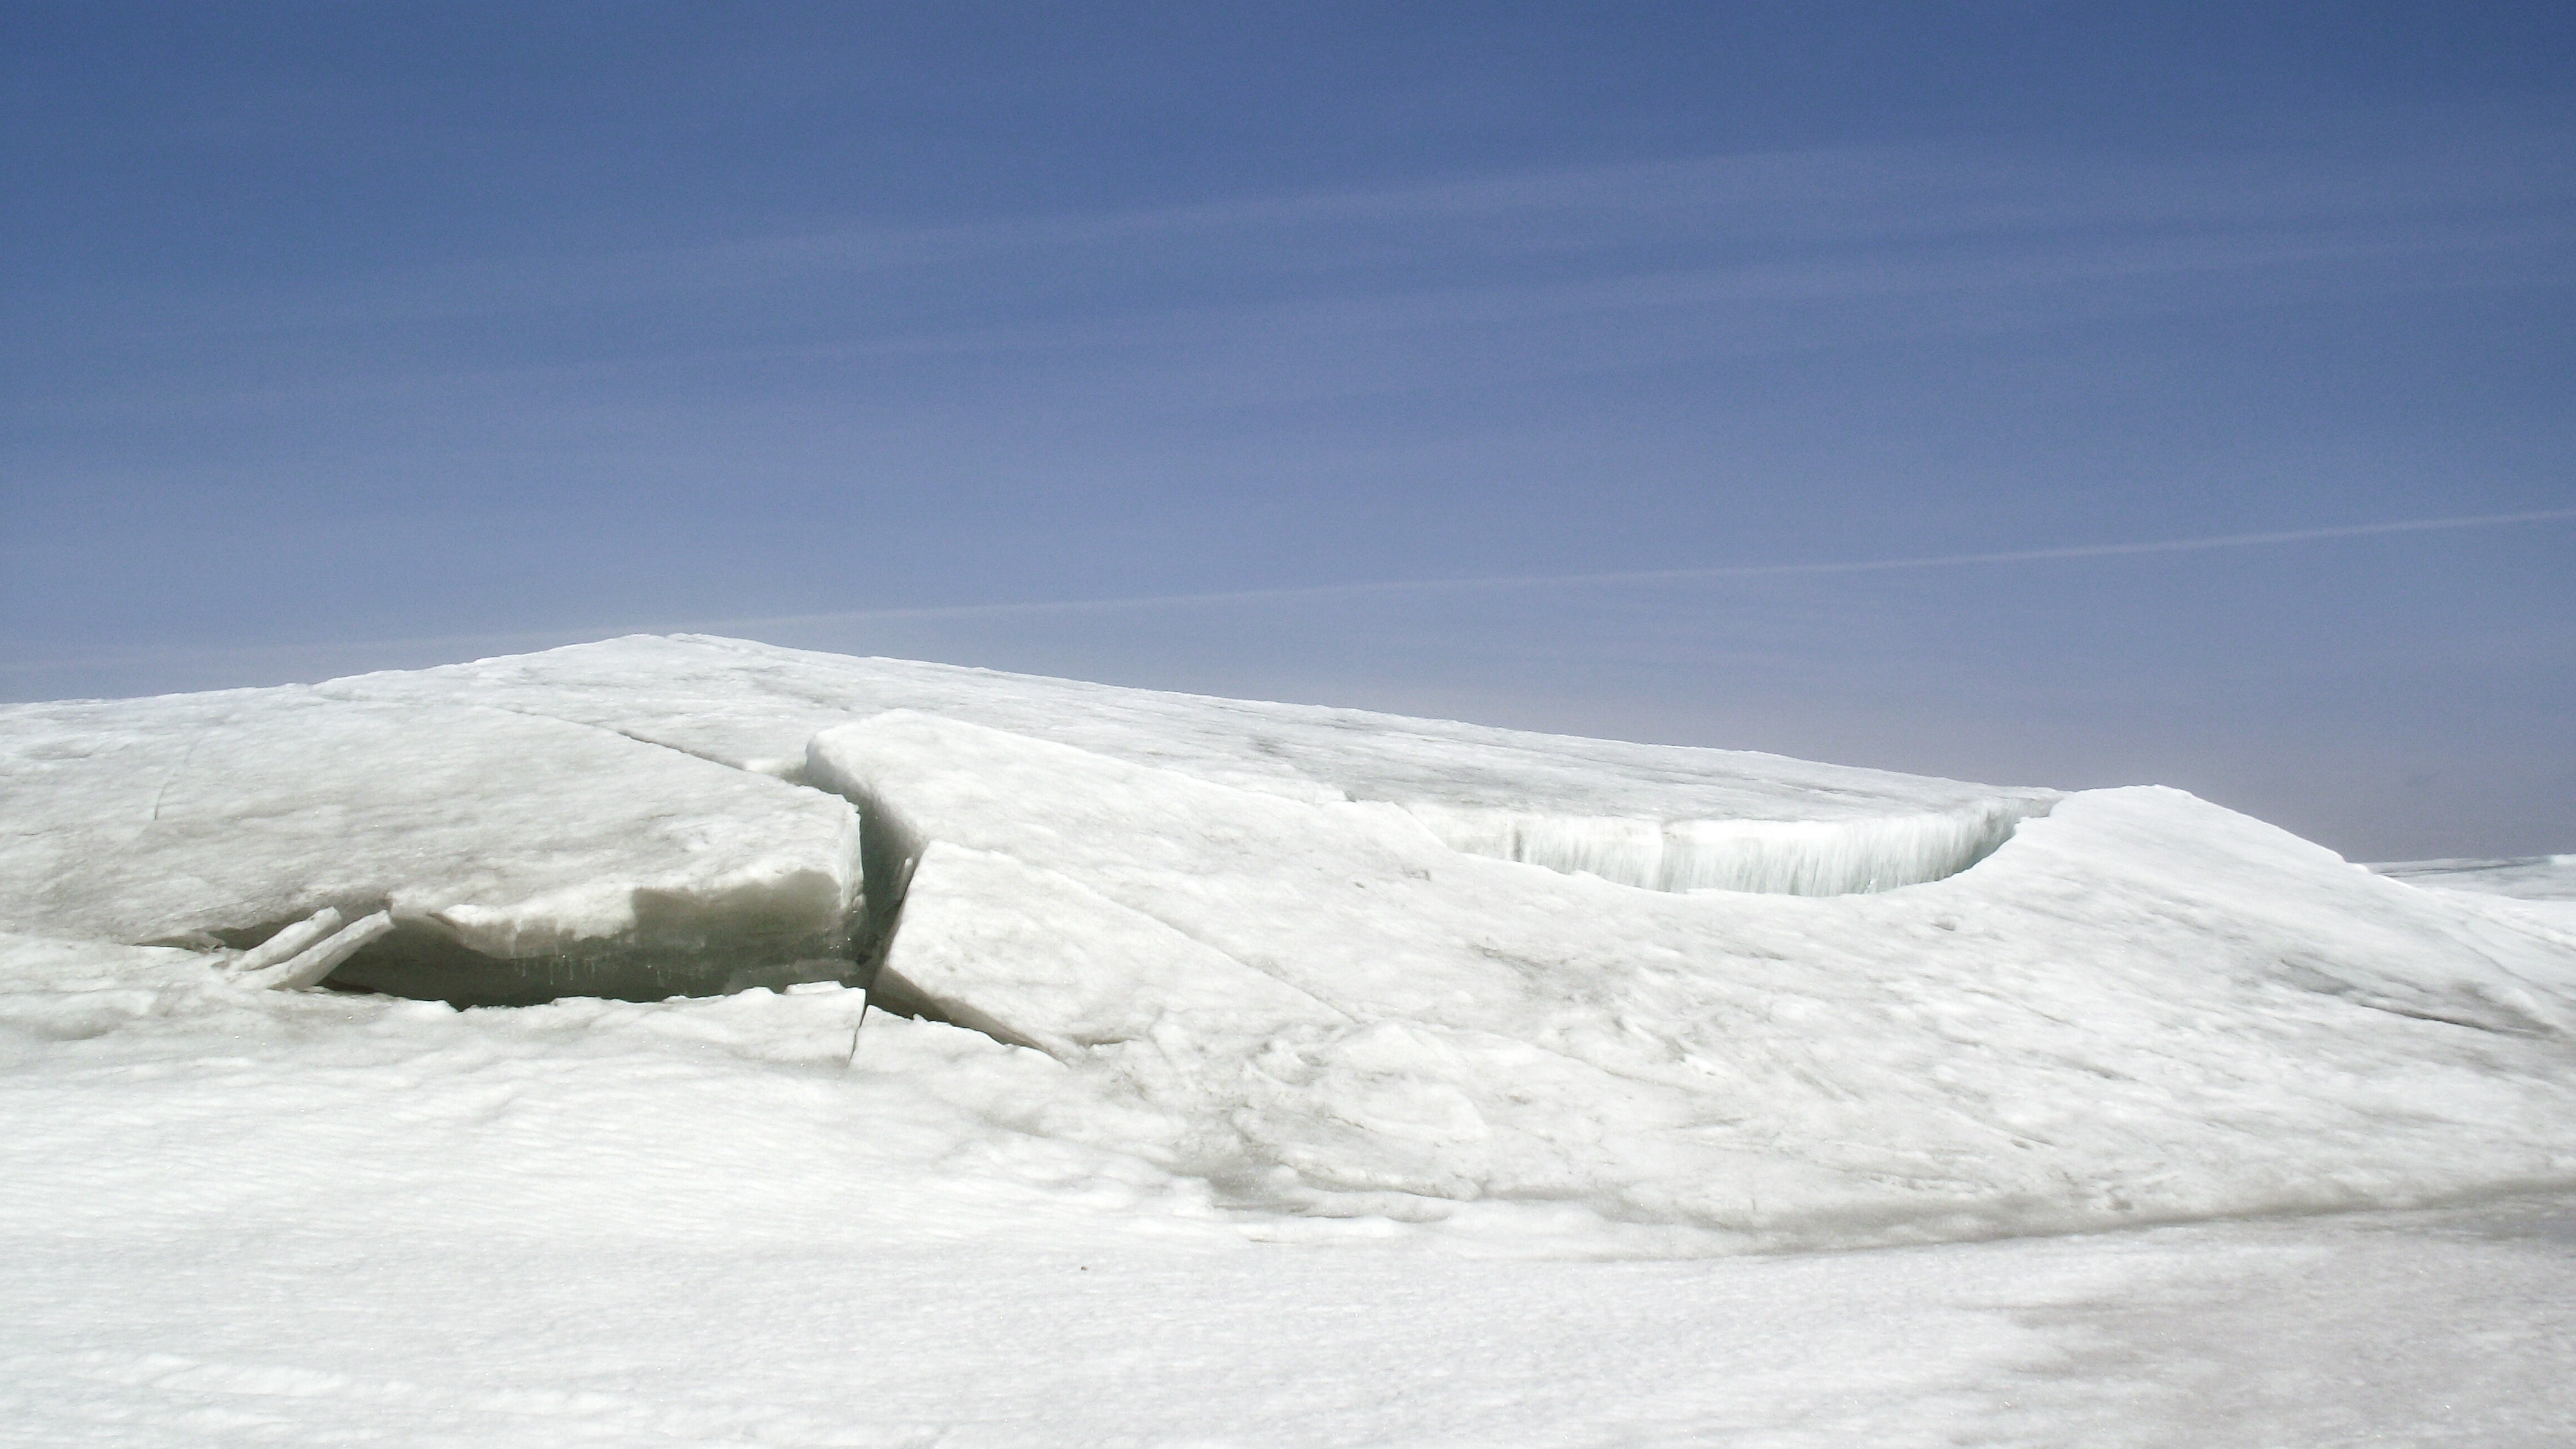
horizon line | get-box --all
[6,504,2570,682]
[715,504,2576,628]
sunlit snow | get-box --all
[4,634,2571,1445]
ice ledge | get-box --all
[1400,797,2058,895]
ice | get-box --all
[2371,855,2576,944]
[5,636,2574,1247]
[864,842,1350,1056]
[232,908,393,990]
[0,687,863,1004]
[813,708,2576,1241]
[2370,854,2576,902]
[4,637,2575,1441]
[223,905,343,976]
[1401,798,2044,894]
[317,634,2061,895]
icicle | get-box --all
[222,907,343,976]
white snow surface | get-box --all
[3,633,2573,1245]
[6,634,2576,1443]
[2372,853,2576,943]
[2372,854,2576,902]
[3,938,2571,1446]
[822,712,2576,1240]
[317,632,2061,894]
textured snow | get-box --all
[5,635,2574,1442]
[3,935,2570,1447]
[5,635,2573,1245]
[316,633,2062,895]
[2372,854,2576,902]
[2369,854,2576,951]
[822,712,2576,1241]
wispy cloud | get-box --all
[708,506,2576,626]
[12,506,2566,685]
[33,120,2571,347]
[20,129,2571,433]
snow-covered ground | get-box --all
[5,636,2572,1444]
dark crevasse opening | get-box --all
[832,777,934,1018]
[214,881,860,1010]
[320,914,856,1009]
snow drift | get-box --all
[5,634,2573,1247]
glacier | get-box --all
[4,633,2571,1249]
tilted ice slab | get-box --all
[813,710,2576,1242]
[318,634,2060,896]
[0,688,861,1004]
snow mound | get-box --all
[6,634,2575,1247]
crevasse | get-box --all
[1400,799,2053,895]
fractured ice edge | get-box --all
[4,633,2573,1247]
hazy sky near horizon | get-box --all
[5,3,2573,858]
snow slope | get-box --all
[2372,853,2576,942]
[3,634,2573,1251]
[2372,854,2576,902]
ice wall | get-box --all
[1399,799,2049,895]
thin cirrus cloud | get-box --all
[25,126,2567,396]
[5,84,2570,860]
[711,505,2576,627]
[14,504,2561,674]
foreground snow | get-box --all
[3,635,2573,1442]
[2,942,2570,1446]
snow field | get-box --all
[3,633,2573,1249]
[821,709,2576,1240]
[3,936,2570,1446]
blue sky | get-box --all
[5,2,2571,857]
